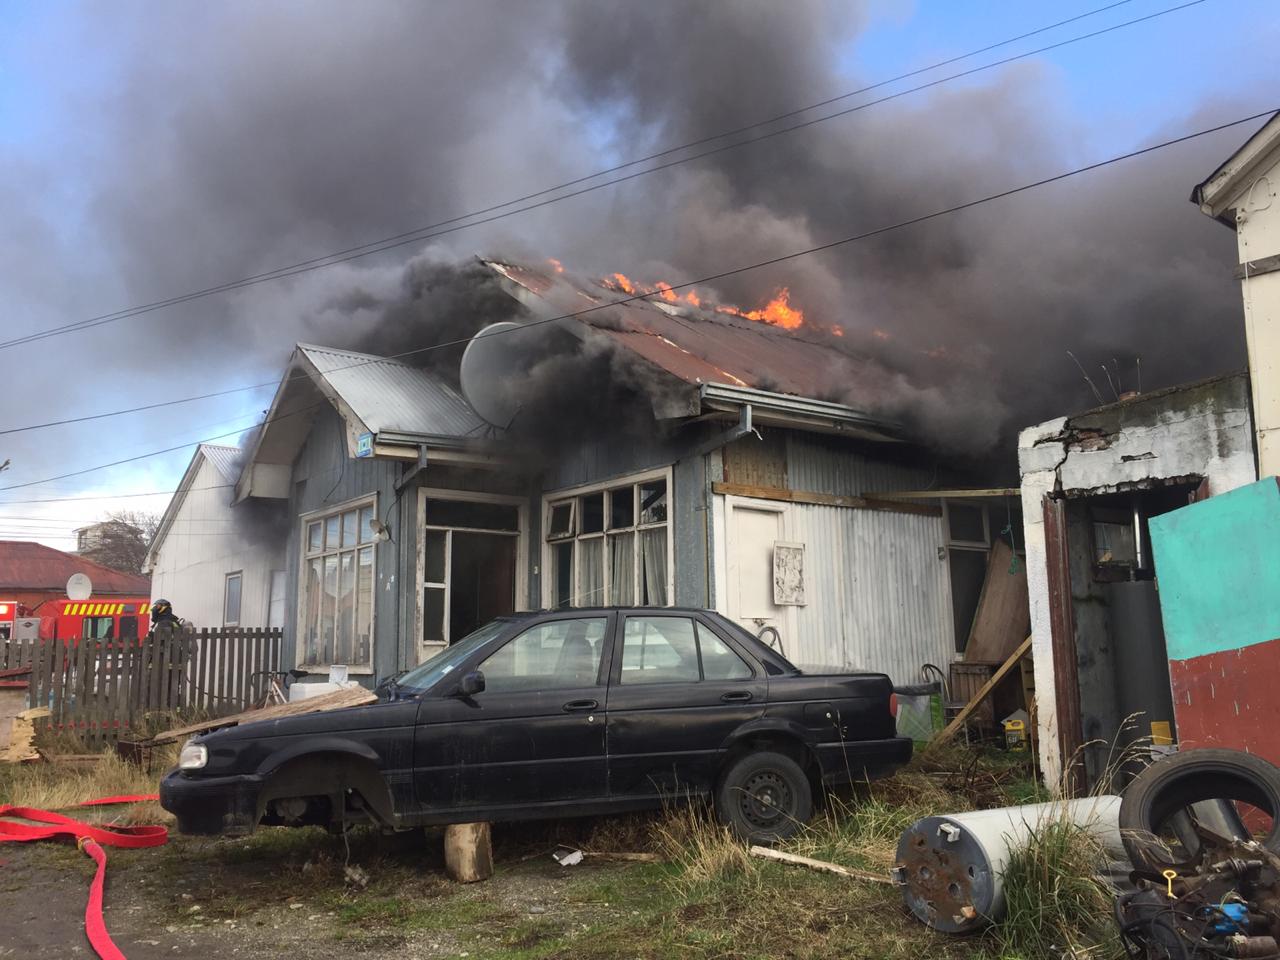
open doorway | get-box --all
[1045,479,1202,788]
[419,492,525,650]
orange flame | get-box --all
[717,288,805,330]
[599,272,703,308]
[832,325,844,337]
[610,272,637,294]
[871,328,891,341]
[548,258,565,274]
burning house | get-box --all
[224,256,1006,685]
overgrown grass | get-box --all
[996,813,1125,960]
[0,747,173,823]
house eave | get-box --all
[698,383,903,442]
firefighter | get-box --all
[148,598,181,634]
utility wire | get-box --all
[0,105,1269,497]
[0,487,233,506]
[0,0,1206,354]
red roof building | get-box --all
[0,540,151,611]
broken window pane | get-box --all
[425,530,447,584]
[608,486,634,529]
[946,503,986,544]
[423,587,445,646]
[359,506,375,544]
[550,541,573,610]
[639,479,667,525]
[548,501,574,540]
[1093,521,1137,565]
[580,493,604,534]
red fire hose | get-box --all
[0,794,167,960]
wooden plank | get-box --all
[748,846,892,884]
[710,481,942,517]
[927,637,1032,752]
[872,487,1021,500]
[190,630,206,712]
[1043,496,1084,790]
[2,707,50,762]
[963,539,1030,663]
[149,686,377,744]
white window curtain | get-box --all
[609,532,635,604]
[640,527,668,605]
[579,538,605,606]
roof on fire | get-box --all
[481,258,901,440]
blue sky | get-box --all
[0,0,1275,547]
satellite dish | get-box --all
[459,321,542,428]
[66,573,93,601]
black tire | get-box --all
[715,750,813,843]
[1119,748,1280,873]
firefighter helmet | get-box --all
[151,598,174,619]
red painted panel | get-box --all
[1170,637,1280,764]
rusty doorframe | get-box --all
[1042,495,1084,790]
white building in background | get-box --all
[145,444,286,630]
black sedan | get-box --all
[161,607,911,842]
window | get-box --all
[697,623,752,680]
[119,616,139,640]
[301,498,376,668]
[620,616,753,685]
[479,618,607,693]
[223,571,243,627]
[420,493,523,649]
[544,471,671,609]
[82,617,114,639]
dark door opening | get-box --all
[449,531,517,642]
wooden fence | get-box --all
[2,625,283,748]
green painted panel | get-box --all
[1149,478,1280,661]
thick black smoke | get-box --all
[1,1,1265,494]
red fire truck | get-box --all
[0,597,152,643]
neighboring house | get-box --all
[145,444,287,630]
[1191,110,1280,478]
[0,540,151,610]
[1019,373,1257,788]
[74,521,111,554]
[233,258,1008,687]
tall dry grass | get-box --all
[0,748,174,824]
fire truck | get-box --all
[0,598,152,643]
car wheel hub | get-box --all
[740,770,792,828]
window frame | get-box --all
[416,487,528,656]
[297,494,378,673]
[540,466,674,610]
[223,570,243,627]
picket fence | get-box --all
[2,625,283,748]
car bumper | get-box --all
[814,736,913,784]
[160,768,266,836]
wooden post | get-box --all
[444,822,493,883]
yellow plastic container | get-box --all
[1002,718,1027,752]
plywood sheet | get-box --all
[963,540,1030,662]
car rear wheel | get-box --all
[715,750,813,843]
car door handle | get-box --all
[720,691,753,703]
[563,699,598,713]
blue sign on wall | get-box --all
[355,432,374,458]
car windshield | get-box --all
[395,620,509,693]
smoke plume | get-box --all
[2,1,1266,491]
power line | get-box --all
[0,486,233,507]
[0,106,1270,497]
[0,0,1206,355]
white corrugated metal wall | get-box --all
[713,495,954,685]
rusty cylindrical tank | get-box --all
[892,796,1124,933]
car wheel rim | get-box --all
[739,769,793,829]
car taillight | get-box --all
[888,693,898,717]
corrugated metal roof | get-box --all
[482,259,898,432]
[199,444,242,485]
[297,344,486,441]
[0,541,151,593]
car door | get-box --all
[414,614,612,812]
[604,613,765,799]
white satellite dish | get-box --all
[66,573,93,601]
[459,321,541,428]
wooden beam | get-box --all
[874,487,1021,500]
[926,637,1031,752]
[748,846,893,885]
[711,482,941,517]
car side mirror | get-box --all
[457,670,485,697]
